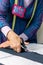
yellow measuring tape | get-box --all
[26,0,38,28]
[12,0,18,30]
[12,0,38,30]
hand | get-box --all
[0,30,21,52]
[24,42,29,45]
[7,30,29,52]
[0,30,29,52]
[0,41,29,53]
[6,30,22,52]
[0,40,21,52]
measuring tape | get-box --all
[12,0,18,30]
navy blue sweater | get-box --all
[0,0,43,43]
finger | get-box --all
[24,42,29,45]
[17,47,21,53]
[12,47,17,52]
[0,41,10,48]
[10,44,17,52]
[16,44,21,53]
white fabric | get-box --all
[19,33,28,41]
[0,50,43,65]
[26,43,43,55]
[0,51,12,59]
[24,0,33,7]
[1,26,11,37]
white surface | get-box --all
[0,44,43,65]
[0,51,12,59]
[0,51,43,65]
[26,44,43,55]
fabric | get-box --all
[0,0,43,43]
[1,26,11,37]
[24,0,33,8]
[0,48,43,64]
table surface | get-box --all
[0,44,43,65]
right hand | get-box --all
[0,30,22,52]
[0,40,21,52]
[6,30,22,52]
[0,30,29,52]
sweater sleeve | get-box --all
[20,0,43,41]
[0,0,10,29]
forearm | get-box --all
[20,15,42,41]
[0,0,10,36]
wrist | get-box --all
[7,30,19,41]
[7,30,14,40]
[19,33,28,41]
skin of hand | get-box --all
[0,40,29,52]
[0,30,29,52]
[7,30,22,52]
[0,41,29,53]
[0,40,21,52]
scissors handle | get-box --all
[21,38,28,52]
